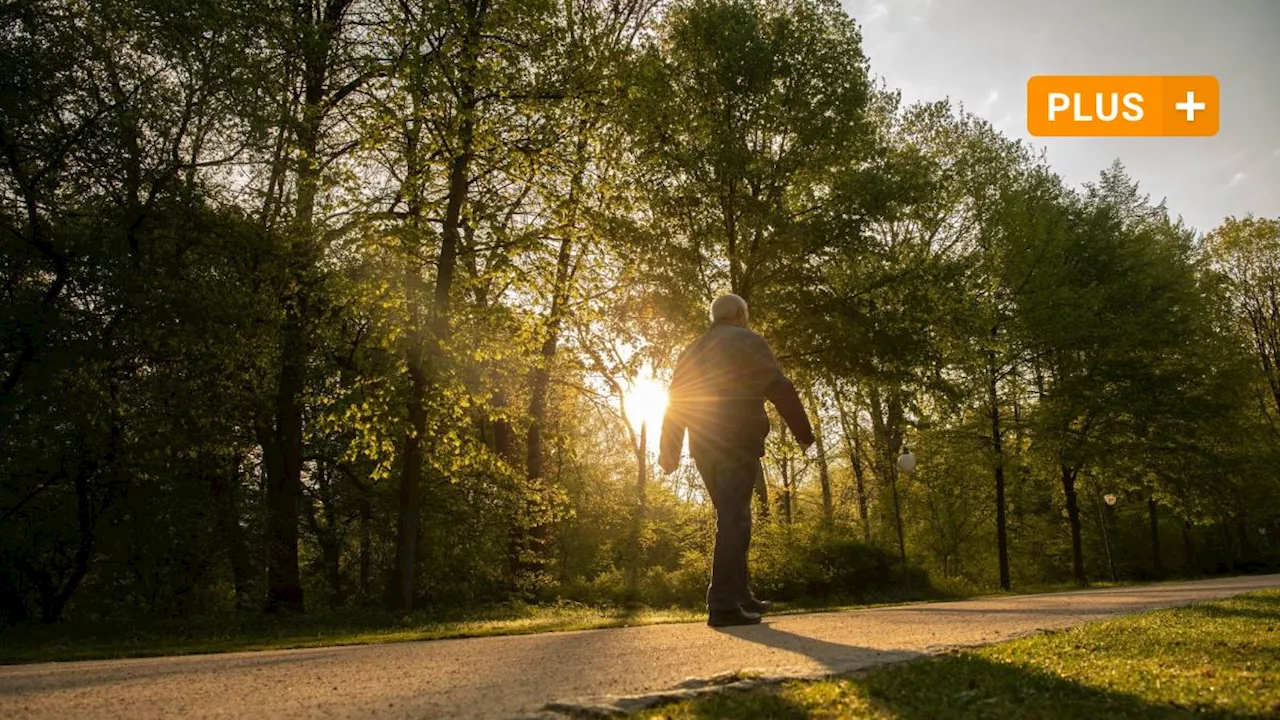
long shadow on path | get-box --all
[712,622,922,674]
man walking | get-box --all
[658,294,814,627]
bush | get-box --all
[638,550,710,607]
[750,523,929,602]
[555,523,930,609]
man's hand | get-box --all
[658,452,679,475]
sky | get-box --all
[839,0,1280,235]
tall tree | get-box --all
[1205,216,1280,420]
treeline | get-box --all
[2,0,1278,624]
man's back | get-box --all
[660,322,813,464]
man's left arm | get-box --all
[765,373,815,448]
[658,351,691,473]
[750,336,815,447]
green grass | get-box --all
[0,577,1196,666]
[0,578,963,665]
[0,602,703,664]
[0,594,945,665]
[636,590,1280,719]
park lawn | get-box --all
[0,580,1125,665]
[638,589,1280,720]
[0,601,707,664]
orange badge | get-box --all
[1027,76,1218,137]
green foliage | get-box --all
[750,523,927,601]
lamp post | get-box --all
[1097,489,1117,582]
[891,448,915,568]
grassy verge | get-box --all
[637,589,1280,719]
[0,594,947,666]
[0,577,1186,666]
[0,602,703,665]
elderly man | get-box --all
[659,294,814,627]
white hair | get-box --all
[710,293,749,323]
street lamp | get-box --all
[889,447,915,571]
[1097,489,1117,582]
[897,450,917,474]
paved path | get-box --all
[2,574,1277,719]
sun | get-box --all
[622,374,669,449]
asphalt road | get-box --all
[2,574,1277,719]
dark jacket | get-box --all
[660,321,814,464]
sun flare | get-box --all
[622,375,669,446]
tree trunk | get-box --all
[41,468,97,623]
[317,463,344,606]
[779,456,793,525]
[300,471,344,610]
[869,384,906,563]
[526,127,589,485]
[833,384,871,541]
[392,265,429,612]
[1061,464,1086,586]
[491,390,517,464]
[209,454,253,611]
[1181,519,1196,575]
[988,351,1010,590]
[1220,519,1235,570]
[627,421,647,600]
[391,3,481,610]
[806,386,833,524]
[1235,517,1253,565]
[264,352,304,613]
[519,126,588,583]
[1148,496,1163,578]
[263,0,359,615]
[850,424,871,541]
[359,494,372,597]
[390,86,429,613]
[722,174,742,299]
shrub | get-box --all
[750,523,928,601]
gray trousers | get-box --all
[695,454,761,612]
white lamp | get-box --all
[897,450,917,474]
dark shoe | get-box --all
[741,598,772,614]
[708,608,762,627]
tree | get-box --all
[631,0,874,308]
[1205,216,1280,421]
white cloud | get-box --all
[1215,150,1247,167]
[980,89,1000,113]
[867,2,889,20]
[1227,172,1247,189]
